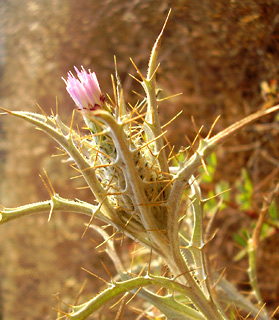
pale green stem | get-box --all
[189,176,210,298]
[247,239,269,318]
[165,247,226,320]
[0,195,154,249]
[68,275,204,320]
[168,104,279,236]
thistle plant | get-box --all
[1,13,279,320]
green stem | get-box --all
[166,248,226,320]
[247,239,269,318]
[68,275,205,320]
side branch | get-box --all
[168,105,279,227]
[0,194,101,224]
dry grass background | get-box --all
[1,0,279,319]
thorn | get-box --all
[131,91,146,101]
[127,103,149,126]
[110,293,129,310]
[136,130,167,152]
[81,267,109,284]
[152,168,173,178]
[120,230,125,247]
[51,108,60,130]
[122,112,148,125]
[129,98,147,117]
[201,157,209,176]
[52,293,73,308]
[155,286,166,296]
[128,73,143,84]
[254,303,267,320]
[118,89,124,120]
[270,305,279,318]
[144,179,172,185]
[101,260,114,283]
[203,188,231,202]
[127,306,152,319]
[211,267,226,290]
[203,228,219,246]
[184,135,197,159]
[51,151,68,158]
[192,125,204,148]
[81,200,104,238]
[90,162,115,170]
[55,97,59,116]
[138,263,147,277]
[114,294,128,320]
[233,303,245,319]
[244,311,252,320]
[191,115,200,134]
[145,142,156,158]
[52,308,70,318]
[129,117,133,146]
[148,62,160,82]
[69,109,76,137]
[168,146,189,163]
[88,145,114,161]
[39,171,54,198]
[153,179,173,202]
[106,93,115,108]
[95,231,119,249]
[104,166,117,192]
[184,134,193,150]
[39,169,56,222]
[124,209,139,227]
[111,73,117,107]
[154,143,169,163]
[73,278,87,305]
[48,204,54,223]
[206,115,221,140]
[125,287,142,306]
[36,103,48,120]
[129,244,137,273]
[130,58,145,81]
[173,269,194,282]
[149,180,161,203]
[147,248,153,276]
[133,201,166,208]
[178,199,196,222]
[161,110,183,129]
[157,92,183,103]
[130,244,145,255]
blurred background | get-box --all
[1,0,279,319]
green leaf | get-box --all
[269,200,279,220]
[236,169,253,211]
[233,231,248,248]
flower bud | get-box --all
[63,66,105,111]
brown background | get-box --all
[1,0,279,319]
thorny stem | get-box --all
[92,110,169,253]
[68,275,208,320]
[248,182,279,317]
[168,104,279,234]
[165,246,226,320]
[0,194,160,253]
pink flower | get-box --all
[63,66,105,111]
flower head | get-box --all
[63,66,105,111]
